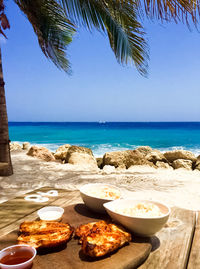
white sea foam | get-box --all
[11,141,200,157]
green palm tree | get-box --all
[0,0,199,176]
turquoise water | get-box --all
[8,122,200,156]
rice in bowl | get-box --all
[115,202,164,218]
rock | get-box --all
[136,146,153,155]
[146,150,167,164]
[172,159,193,170]
[194,155,200,170]
[102,165,116,174]
[156,161,172,169]
[22,142,30,150]
[164,150,196,162]
[96,157,103,169]
[66,146,97,169]
[54,144,71,162]
[125,150,154,168]
[103,149,155,169]
[103,151,126,168]
[67,152,98,169]
[10,142,22,151]
[195,155,200,166]
[27,146,55,162]
[195,164,200,171]
[67,145,93,157]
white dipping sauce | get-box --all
[40,211,61,221]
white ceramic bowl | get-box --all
[79,183,121,213]
[104,199,170,237]
[37,206,64,221]
[0,244,36,269]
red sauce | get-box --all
[0,249,33,265]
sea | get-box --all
[8,122,200,157]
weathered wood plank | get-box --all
[138,207,195,269]
[187,212,200,269]
[0,187,78,232]
[0,189,80,237]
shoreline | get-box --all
[10,141,200,158]
[0,148,200,211]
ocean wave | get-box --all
[11,141,200,157]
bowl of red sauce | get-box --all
[0,245,36,269]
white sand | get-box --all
[1,151,200,210]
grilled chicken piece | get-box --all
[75,221,108,243]
[18,220,73,249]
[76,221,131,257]
[19,220,71,235]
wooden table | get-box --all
[0,187,199,269]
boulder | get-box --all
[96,157,103,169]
[10,142,22,152]
[27,146,55,162]
[103,151,126,168]
[22,142,30,150]
[164,150,196,162]
[195,155,200,166]
[54,144,71,162]
[103,149,154,169]
[156,161,172,169]
[66,146,97,169]
[146,150,167,164]
[195,165,200,171]
[125,150,154,168]
[67,145,93,157]
[136,146,153,155]
[67,152,98,169]
[194,155,200,170]
[172,159,193,170]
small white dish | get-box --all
[79,183,121,213]
[0,244,36,269]
[37,206,64,221]
[104,199,170,237]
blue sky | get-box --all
[2,1,200,122]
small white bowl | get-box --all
[104,199,170,237]
[0,244,36,269]
[79,183,121,213]
[37,206,64,221]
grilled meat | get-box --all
[75,221,131,257]
[75,221,108,243]
[18,220,73,249]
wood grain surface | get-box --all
[138,207,196,269]
[0,188,81,237]
[0,203,152,269]
[187,212,200,269]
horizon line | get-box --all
[8,121,200,123]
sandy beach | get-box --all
[1,151,200,211]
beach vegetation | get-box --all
[0,0,200,176]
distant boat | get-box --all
[98,121,106,124]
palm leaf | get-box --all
[135,0,200,26]
[60,0,148,75]
[14,0,76,73]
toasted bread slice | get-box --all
[76,221,131,257]
[18,220,73,249]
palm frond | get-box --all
[135,0,200,26]
[105,1,148,75]
[14,0,76,73]
[60,0,148,75]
